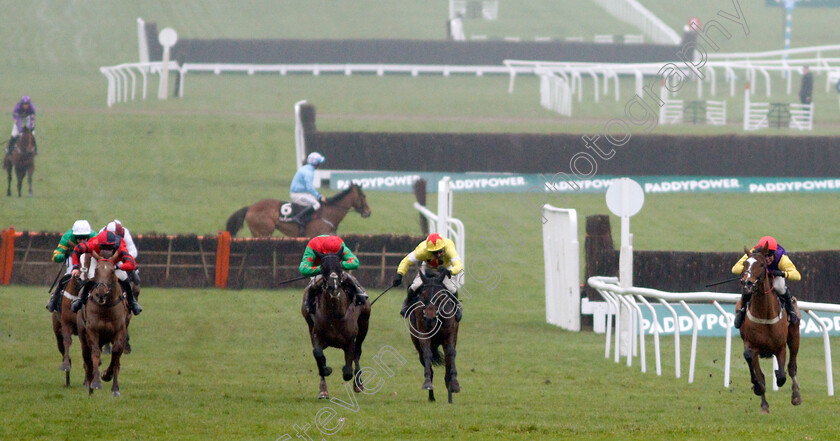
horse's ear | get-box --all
[743,246,750,256]
[91,249,102,261]
[313,250,324,259]
[419,270,429,284]
[110,253,120,264]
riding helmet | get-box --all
[755,236,778,253]
[99,230,122,250]
[426,233,446,252]
[307,152,325,166]
[71,220,92,236]
[20,95,30,104]
[106,219,125,237]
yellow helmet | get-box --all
[426,233,446,252]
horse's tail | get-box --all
[226,206,249,236]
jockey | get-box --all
[731,236,800,329]
[289,152,326,231]
[300,234,368,314]
[392,233,463,321]
[92,219,140,286]
[6,95,36,156]
[45,220,96,312]
[69,230,143,315]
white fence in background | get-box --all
[539,71,573,116]
[587,276,838,396]
[99,61,181,107]
[589,0,682,45]
[413,178,466,286]
[743,85,814,131]
[542,206,580,331]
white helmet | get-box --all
[106,219,125,237]
[71,220,92,236]
[307,152,325,166]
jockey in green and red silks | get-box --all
[69,231,143,316]
[731,236,801,329]
[299,234,368,314]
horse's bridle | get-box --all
[741,254,771,296]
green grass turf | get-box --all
[2,285,840,441]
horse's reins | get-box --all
[744,256,783,325]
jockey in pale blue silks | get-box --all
[6,95,36,156]
[289,152,326,227]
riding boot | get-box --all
[399,288,416,317]
[451,290,462,322]
[125,332,132,354]
[121,279,143,315]
[305,285,318,315]
[780,287,799,325]
[46,274,71,312]
[292,206,316,235]
[343,276,368,306]
[733,292,752,329]
[70,281,91,313]
[5,136,16,156]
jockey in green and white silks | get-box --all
[46,220,95,312]
[731,236,801,329]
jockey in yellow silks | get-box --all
[731,236,800,329]
[392,233,463,321]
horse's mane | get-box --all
[325,184,362,205]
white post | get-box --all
[437,177,452,238]
[157,28,178,100]
[294,100,308,168]
[137,18,149,65]
[743,82,751,131]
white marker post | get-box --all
[606,177,645,357]
[157,27,178,100]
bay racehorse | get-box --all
[225,184,371,238]
[738,244,802,413]
[77,253,130,397]
[50,254,91,387]
[405,269,461,403]
[301,251,371,399]
[4,125,35,197]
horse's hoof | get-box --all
[422,380,433,391]
[92,380,102,390]
[318,392,330,399]
[342,366,353,382]
[449,380,461,393]
[59,363,71,372]
[761,407,770,414]
[111,390,121,398]
[102,372,113,382]
[792,395,802,406]
[776,377,787,387]
[322,367,332,377]
[124,343,132,354]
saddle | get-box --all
[277,202,315,223]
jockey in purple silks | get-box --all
[6,95,37,156]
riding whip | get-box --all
[47,264,65,294]
[277,275,309,286]
[370,285,396,306]
[705,276,741,288]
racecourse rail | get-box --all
[588,276,840,396]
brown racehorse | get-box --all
[226,184,371,238]
[4,126,35,197]
[50,254,91,387]
[301,252,371,399]
[406,269,461,403]
[737,244,802,413]
[77,254,130,397]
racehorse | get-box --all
[301,251,371,399]
[406,269,461,403]
[225,184,371,238]
[737,244,802,413]
[4,125,35,197]
[50,254,91,387]
[77,253,130,397]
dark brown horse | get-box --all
[77,254,130,397]
[4,126,35,197]
[301,252,371,399]
[406,269,461,403]
[50,254,91,387]
[738,245,801,413]
[226,184,371,238]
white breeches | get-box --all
[773,276,786,295]
[290,192,320,210]
[87,259,129,281]
[409,263,459,293]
